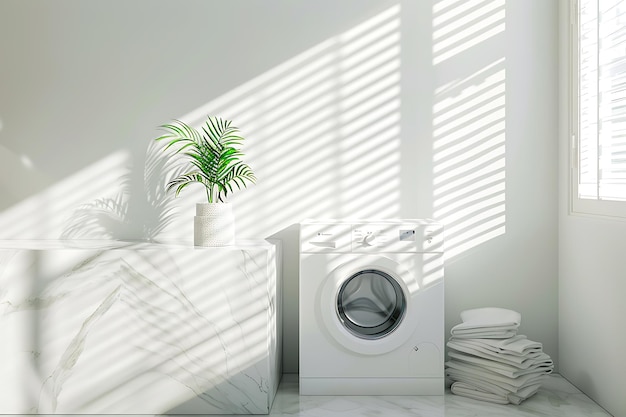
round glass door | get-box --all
[336,269,406,339]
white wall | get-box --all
[558,2,626,416]
[0,0,558,376]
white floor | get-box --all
[263,374,613,417]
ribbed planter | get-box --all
[193,203,235,246]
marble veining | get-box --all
[0,240,281,415]
[265,374,613,417]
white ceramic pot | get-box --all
[193,202,235,246]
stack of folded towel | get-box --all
[445,308,553,405]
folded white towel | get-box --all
[448,350,554,378]
[447,338,544,367]
[450,372,546,404]
[451,308,521,339]
[447,309,549,405]
[508,383,543,405]
[450,335,543,355]
[450,381,510,405]
[446,369,543,398]
[450,327,518,339]
[446,368,547,402]
[446,360,552,389]
[450,380,543,405]
[460,307,522,326]
[448,369,512,396]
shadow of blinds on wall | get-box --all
[573,0,626,218]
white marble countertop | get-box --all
[0,240,282,414]
[0,239,276,250]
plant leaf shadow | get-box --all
[60,141,177,242]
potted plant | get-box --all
[156,116,256,246]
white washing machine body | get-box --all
[299,220,444,395]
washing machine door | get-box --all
[337,269,406,339]
[320,256,419,355]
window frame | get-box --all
[570,0,626,219]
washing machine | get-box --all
[299,219,444,395]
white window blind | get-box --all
[574,0,626,217]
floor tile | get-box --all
[267,374,613,417]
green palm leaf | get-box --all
[156,116,256,203]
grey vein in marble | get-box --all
[263,374,612,417]
[0,243,280,415]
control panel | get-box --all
[351,222,442,253]
[300,220,443,253]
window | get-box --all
[572,0,626,218]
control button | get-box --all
[399,229,416,241]
[361,232,378,246]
